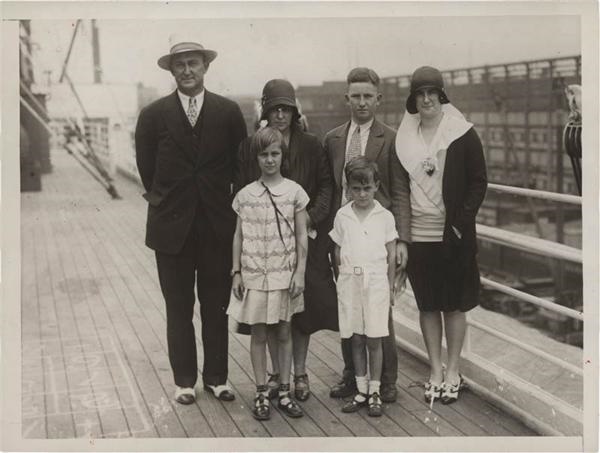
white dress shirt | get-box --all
[177,89,205,125]
[342,119,374,204]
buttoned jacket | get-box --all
[135,90,247,253]
[323,119,411,243]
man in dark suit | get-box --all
[135,39,247,404]
[324,67,411,403]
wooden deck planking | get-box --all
[68,196,184,439]
[19,151,539,439]
[314,330,487,436]
[69,172,249,439]
[310,332,440,436]
[87,196,267,439]
[71,225,160,439]
[40,175,140,438]
[392,349,523,436]
[54,217,131,439]
[35,203,80,438]
[21,219,48,439]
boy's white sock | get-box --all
[355,375,368,401]
[369,380,381,395]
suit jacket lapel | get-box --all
[364,120,385,163]
[331,122,350,189]
[195,91,222,168]
[161,91,193,159]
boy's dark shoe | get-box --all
[341,392,368,413]
[380,383,397,403]
[329,378,357,398]
[367,392,383,417]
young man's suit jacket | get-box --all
[135,90,247,254]
[323,119,411,242]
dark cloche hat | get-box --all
[261,79,298,120]
[405,66,450,114]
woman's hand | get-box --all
[232,274,245,300]
[289,271,305,299]
[393,269,407,303]
[396,241,408,270]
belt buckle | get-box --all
[353,266,363,276]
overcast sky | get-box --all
[30,15,580,98]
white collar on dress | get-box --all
[246,178,294,197]
[395,103,472,174]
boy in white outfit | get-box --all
[329,156,398,417]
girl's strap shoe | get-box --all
[277,393,304,418]
[441,376,464,405]
[423,381,443,403]
[294,374,310,401]
[367,392,383,417]
[252,393,271,420]
[267,373,280,399]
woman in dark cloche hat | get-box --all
[395,66,487,405]
[234,79,337,415]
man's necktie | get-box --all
[346,126,361,164]
[187,97,198,126]
[342,126,362,203]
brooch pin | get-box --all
[422,157,437,176]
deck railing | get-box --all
[468,183,583,360]
[393,181,583,434]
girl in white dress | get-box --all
[228,126,309,420]
[329,156,398,417]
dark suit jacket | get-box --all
[135,90,247,254]
[323,119,411,243]
[441,127,488,252]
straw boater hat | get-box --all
[157,36,218,71]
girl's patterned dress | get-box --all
[227,178,309,325]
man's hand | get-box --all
[396,241,408,270]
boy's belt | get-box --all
[338,263,387,289]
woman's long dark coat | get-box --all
[234,126,339,334]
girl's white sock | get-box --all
[355,375,368,401]
[369,380,381,395]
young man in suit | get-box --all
[135,39,247,404]
[324,67,411,403]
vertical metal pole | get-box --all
[524,63,531,186]
[502,65,510,182]
[91,19,102,84]
[556,127,565,244]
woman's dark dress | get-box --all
[234,126,338,334]
[406,127,487,312]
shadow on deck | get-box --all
[20,149,539,439]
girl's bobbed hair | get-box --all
[249,126,290,175]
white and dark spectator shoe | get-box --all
[174,386,196,405]
[204,383,235,401]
